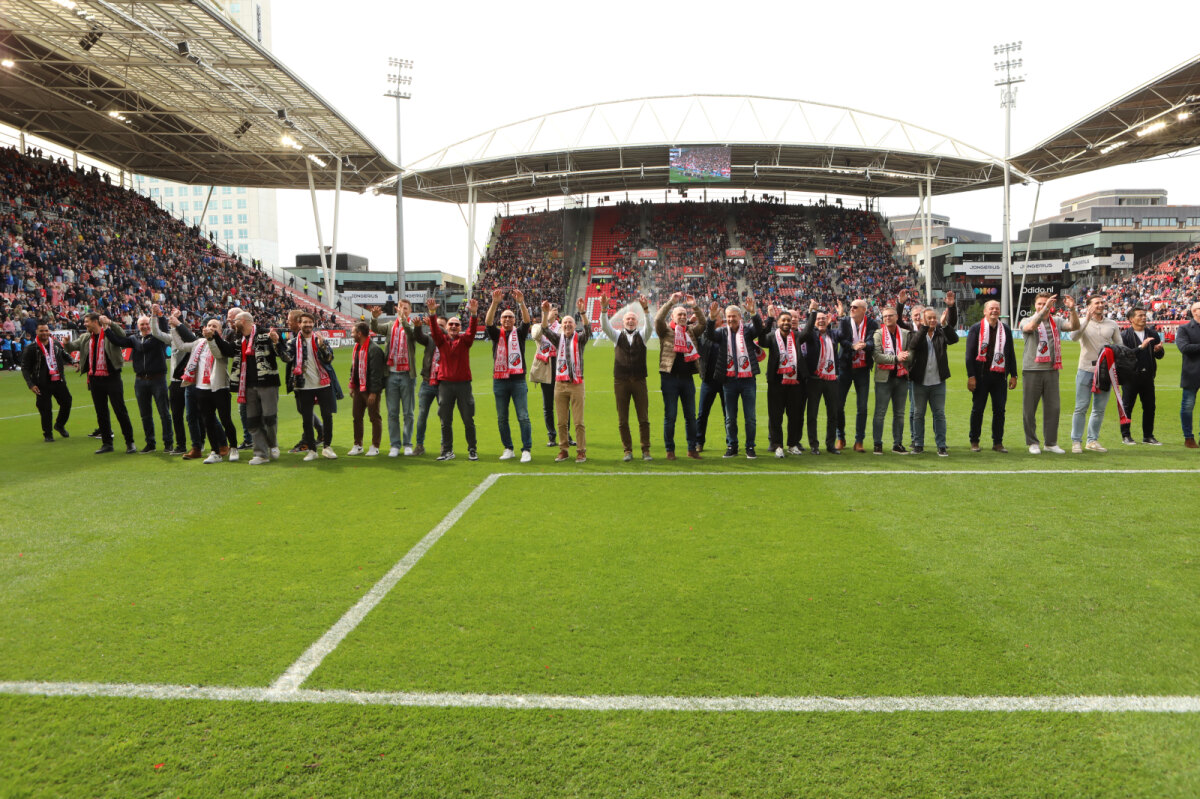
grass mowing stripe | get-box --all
[3,681,1199,712]
[270,474,502,692]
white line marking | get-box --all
[269,473,501,692]
[1,681,1197,713]
[491,469,1200,477]
[0,395,136,421]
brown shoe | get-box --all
[666,451,677,461]
[992,444,1009,453]
[554,450,569,462]
[182,448,202,460]
[852,442,864,453]
[970,441,982,452]
[219,445,230,457]
[687,449,702,459]
[1186,438,1199,449]
[835,438,846,451]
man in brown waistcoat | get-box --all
[599,295,654,461]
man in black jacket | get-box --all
[347,321,386,456]
[796,300,842,454]
[106,306,173,453]
[695,303,726,454]
[21,322,72,442]
[758,305,807,457]
[1175,301,1200,448]
[229,311,285,465]
[834,298,878,452]
[1118,306,1164,445]
[705,296,762,458]
[908,303,959,456]
[965,300,1018,452]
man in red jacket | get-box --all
[428,297,480,461]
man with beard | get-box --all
[347,321,385,457]
[598,295,654,461]
[485,289,533,463]
[173,317,232,463]
[1068,297,1124,453]
[21,322,72,443]
[64,313,137,454]
[965,300,1018,453]
[282,312,338,462]
[229,310,285,465]
[1019,293,1078,454]
[796,300,841,455]
[654,293,707,460]
[758,306,806,458]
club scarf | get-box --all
[976,321,1007,374]
[851,316,869,368]
[1093,346,1131,424]
[38,338,61,381]
[535,321,560,363]
[725,326,752,379]
[493,326,524,379]
[879,325,908,378]
[353,337,370,392]
[293,334,330,387]
[182,340,214,388]
[774,329,799,384]
[89,329,108,377]
[237,325,255,404]
[1034,317,1062,370]
[555,330,583,383]
[817,332,837,381]
[673,322,699,362]
[430,346,442,386]
[387,320,410,371]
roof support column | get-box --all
[306,159,331,309]
[199,185,215,231]
[923,166,933,302]
[18,131,25,154]
[465,176,478,297]
[330,158,342,315]
[72,151,78,171]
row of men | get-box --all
[21,290,1200,462]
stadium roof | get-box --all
[1010,53,1200,182]
[385,95,1020,204]
[0,0,396,191]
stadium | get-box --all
[3,1,1200,796]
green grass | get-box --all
[1,340,1198,797]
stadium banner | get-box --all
[725,248,747,259]
[343,290,390,306]
[957,261,1003,276]
[1017,283,1062,318]
[814,248,837,258]
[403,290,427,305]
[683,269,706,279]
[1110,252,1136,269]
[636,249,658,259]
[589,267,614,280]
[1011,260,1066,275]
[775,264,797,276]
[1069,255,1109,272]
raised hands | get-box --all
[808,298,819,312]
[491,289,503,303]
[268,327,279,344]
[744,294,756,313]
[541,300,552,315]
[637,294,649,310]
[513,289,525,305]
[467,298,479,315]
[944,290,956,307]
[426,297,438,314]
[576,297,586,313]
[370,305,382,319]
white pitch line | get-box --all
[1,681,1198,713]
[0,395,136,421]
[269,473,501,692]
[492,469,1200,477]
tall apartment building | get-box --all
[132,0,279,270]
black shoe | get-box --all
[873,443,883,455]
[468,449,478,461]
[745,448,757,459]
[937,447,948,457]
[94,444,114,454]
[826,446,841,455]
[140,443,157,454]
[811,446,821,455]
[911,446,924,455]
[43,435,55,443]
[168,447,187,455]
[238,442,254,451]
[546,439,558,447]
[1144,436,1162,446]
[435,451,455,461]
[723,447,737,458]
[892,444,908,454]
[125,444,138,454]
[568,439,577,447]
[54,425,69,438]
[1121,436,1137,446]
[88,429,103,439]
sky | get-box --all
[267,0,1200,282]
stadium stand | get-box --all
[1084,242,1200,321]
[471,210,569,308]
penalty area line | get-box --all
[491,468,1200,477]
[269,473,501,693]
[0,681,1198,713]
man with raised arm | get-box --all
[64,313,137,454]
[281,312,338,462]
[347,321,385,456]
[1068,296,1124,453]
[536,297,591,463]
[229,310,285,465]
[834,297,878,452]
[907,299,959,456]
[371,300,419,457]
[654,292,707,460]
[758,305,806,458]
[706,295,762,459]
[104,305,173,453]
[965,300,1018,453]
[796,299,842,455]
[1119,306,1165,446]
[1020,293,1079,454]
[870,306,913,455]
[22,322,73,443]
[485,289,533,463]
[695,302,727,455]
[428,297,481,462]
[530,304,563,449]
[599,294,654,461]
[173,316,232,463]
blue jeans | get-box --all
[1072,369,1109,443]
[660,373,697,452]
[911,381,947,449]
[133,374,172,447]
[494,377,532,451]
[415,379,438,447]
[722,377,757,450]
[1182,387,1198,440]
[386,370,415,448]
[873,378,908,447]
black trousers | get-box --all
[194,388,228,451]
[295,391,324,439]
[133,374,172,448]
[88,374,134,446]
[217,388,238,446]
[169,381,188,449]
[299,387,335,449]
[766,379,804,450]
[34,380,72,437]
[806,377,839,449]
[969,372,1009,445]
[539,380,556,440]
[696,378,726,447]
[1121,372,1156,439]
[438,380,477,452]
[836,366,872,443]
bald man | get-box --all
[835,297,878,452]
[105,305,174,452]
[965,300,1018,452]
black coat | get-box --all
[964,321,1017,379]
[21,337,72,389]
[795,311,844,379]
[1175,321,1200,390]
[704,316,763,379]
[1120,326,1164,379]
[906,323,960,383]
[836,316,878,371]
[757,317,808,382]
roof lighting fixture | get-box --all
[307,154,327,168]
[1179,110,1192,121]
[107,110,128,122]
[53,0,77,9]
[280,134,302,151]
[1100,140,1127,155]
[1136,120,1167,137]
[1,59,14,69]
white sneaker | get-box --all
[366,446,380,456]
[322,446,338,459]
[1085,440,1107,453]
[775,447,785,459]
[347,445,364,456]
[1071,442,1083,454]
[303,450,318,461]
[228,448,239,462]
[203,451,223,464]
[499,448,515,461]
[248,455,270,465]
[388,446,401,458]
[270,447,280,460]
[520,450,532,463]
[1028,444,1041,455]
[403,446,413,456]
[788,446,804,455]
[1044,445,1066,454]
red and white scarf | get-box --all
[182,340,214,388]
[879,325,908,378]
[1093,346,1131,425]
[493,327,524,379]
[976,321,1007,374]
[1034,316,1062,370]
[535,321,559,363]
[817,333,837,381]
[353,337,370,392]
[725,327,752,379]
[851,316,869,368]
[293,334,331,387]
[555,331,583,383]
[775,329,799,385]
[237,325,255,404]
[38,338,61,381]
[387,320,410,371]
[430,346,442,386]
[89,329,108,377]
[673,322,699,362]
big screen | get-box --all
[668,146,731,183]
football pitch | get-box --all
[1,339,1198,797]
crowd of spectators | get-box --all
[1083,243,1200,321]
[471,210,567,307]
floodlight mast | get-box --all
[994,42,1025,326]
[386,58,413,306]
